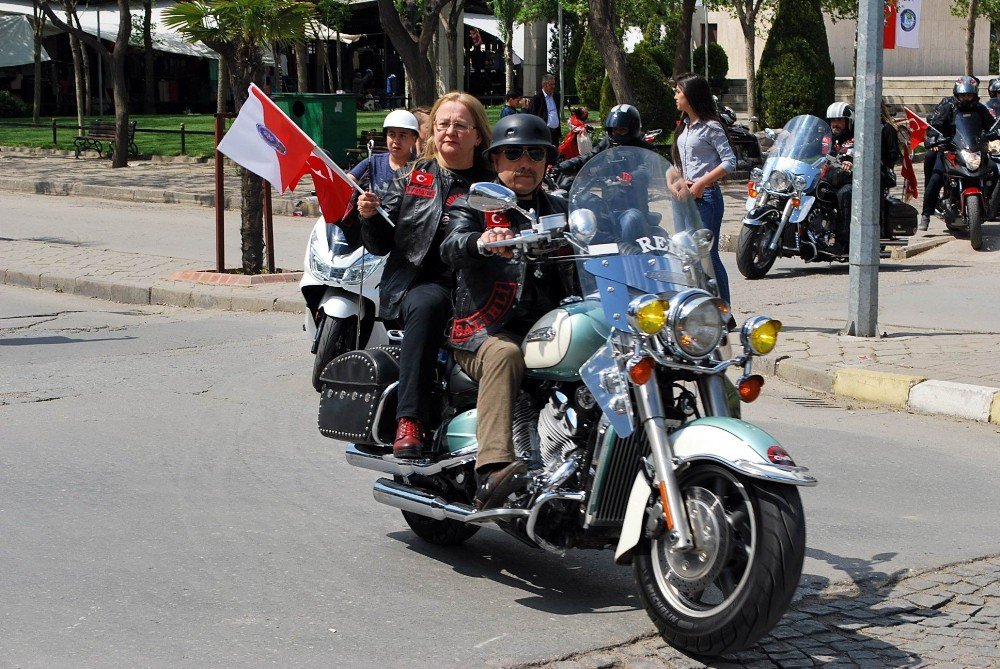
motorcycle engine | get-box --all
[537,392,578,470]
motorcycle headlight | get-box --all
[988,139,1000,154]
[766,170,791,193]
[628,294,669,335]
[307,229,338,281]
[792,174,809,192]
[741,316,783,355]
[959,149,982,170]
[750,167,764,183]
[340,253,384,285]
[666,291,728,360]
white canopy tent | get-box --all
[0,14,50,68]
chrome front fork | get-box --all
[768,197,797,251]
[634,379,694,551]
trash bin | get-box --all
[271,93,357,166]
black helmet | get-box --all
[988,77,1000,98]
[953,75,980,110]
[604,104,642,144]
[485,114,556,162]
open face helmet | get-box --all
[825,101,854,138]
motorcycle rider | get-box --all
[920,76,995,230]
[986,78,1000,119]
[440,114,574,511]
[349,110,420,194]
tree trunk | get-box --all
[72,10,92,115]
[109,0,131,168]
[503,21,514,92]
[315,39,326,93]
[322,42,336,93]
[442,1,464,91]
[294,40,309,92]
[588,0,633,104]
[32,5,45,125]
[744,28,757,131]
[966,0,979,76]
[216,55,228,113]
[143,0,155,113]
[231,54,266,274]
[376,0,446,107]
[673,0,696,76]
[69,32,84,130]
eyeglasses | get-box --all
[434,121,474,134]
[496,147,547,162]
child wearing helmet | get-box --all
[349,109,420,194]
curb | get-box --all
[719,230,949,258]
[761,355,1000,425]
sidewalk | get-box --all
[1,149,998,426]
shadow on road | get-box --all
[0,335,136,346]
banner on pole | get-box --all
[883,1,897,49]
[896,0,921,49]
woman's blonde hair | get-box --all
[419,92,492,173]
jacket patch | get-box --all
[410,170,435,187]
[485,211,510,229]
[405,184,435,198]
[451,281,518,343]
[445,193,464,207]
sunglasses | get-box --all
[495,147,547,162]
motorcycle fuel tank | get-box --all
[522,298,610,380]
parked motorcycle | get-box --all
[926,114,999,250]
[716,98,764,172]
[300,216,385,390]
[736,114,916,279]
[317,147,815,656]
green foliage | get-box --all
[634,37,672,79]
[575,32,605,109]
[756,0,834,127]
[162,0,315,56]
[598,47,676,134]
[0,91,30,118]
[692,42,728,92]
[951,0,1000,20]
[549,12,586,97]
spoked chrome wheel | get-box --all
[634,464,806,657]
[736,225,778,279]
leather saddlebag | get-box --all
[317,346,400,445]
[884,197,918,236]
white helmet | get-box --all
[383,110,420,133]
[825,101,854,122]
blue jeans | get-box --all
[695,185,731,305]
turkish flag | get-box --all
[291,151,358,224]
[904,106,930,151]
[900,150,919,201]
[217,83,315,192]
[883,1,897,49]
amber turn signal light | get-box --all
[628,357,655,385]
[738,374,765,402]
[748,182,758,198]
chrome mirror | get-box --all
[467,182,517,212]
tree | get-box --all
[58,0,85,130]
[142,0,155,113]
[587,0,633,104]
[951,0,1000,75]
[162,0,315,274]
[488,0,519,92]
[673,0,696,76]
[440,0,467,92]
[40,0,132,168]
[707,0,775,131]
[31,0,47,125]
[376,0,449,107]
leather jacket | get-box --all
[928,97,995,139]
[556,135,654,175]
[440,186,571,352]
[353,158,492,320]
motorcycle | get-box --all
[736,114,916,279]
[317,147,816,656]
[716,98,764,173]
[926,114,999,250]
[300,216,385,390]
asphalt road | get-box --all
[2,286,999,668]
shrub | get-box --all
[599,47,676,138]
[692,42,729,93]
[756,0,834,127]
[634,36,672,80]
[574,32,604,110]
[0,91,29,118]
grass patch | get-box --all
[0,106,509,157]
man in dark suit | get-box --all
[529,73,561,146]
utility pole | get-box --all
[844,0,883,337]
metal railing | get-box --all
[0,119,215,155]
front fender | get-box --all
[612,417,815,565]
[742,205,779,226]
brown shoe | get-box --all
[473,461,528,510]
[392,417,424,459]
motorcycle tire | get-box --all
[968,196,985,251]
[311,314,372,392]
[736,225,778,279]
[401,510,480,546]
[633,464,806,657]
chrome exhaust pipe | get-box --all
[373,477,475,522]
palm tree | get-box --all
[162,0,315,274]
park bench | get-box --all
[343,129,388,168]
[74,120,139,160]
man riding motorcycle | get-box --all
[440,114,574,511]
[920,76,995,230]
[552,104,655,178]
[985,78,1000,119]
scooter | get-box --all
[300,215,386,391]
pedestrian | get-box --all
[557,106,590,160]
[353,93,494,459]
[500,89,522,119]
[672,72,737,306]
[410,106,431,155]
[529,73,562,146]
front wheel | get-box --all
[736,224,778,279]
[967,195,984,251]
[633,465,806,657]
[311,314,371,391]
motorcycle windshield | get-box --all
[567,147,722,331]
[953,112,985,151]
[768,115,833,164]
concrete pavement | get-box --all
[1,148,998,426]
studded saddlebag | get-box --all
[317,346,400,445]
[884,197,918,237]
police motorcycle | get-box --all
[736,114,915,279]
[926,114,1000,251]
[301,217,386,391]
[316,147,815,656]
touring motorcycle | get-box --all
[926,113,999,250]
[317,147,816,656]
[301,216,385,390]
[736,114,916,279]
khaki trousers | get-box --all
[452,333,525,468]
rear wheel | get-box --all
[736,225,778,279]
[967,195,984,251]
[401,511,480,546]
[633,465,806,657]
